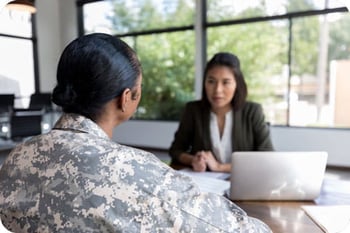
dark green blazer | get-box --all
[169,100,274,164]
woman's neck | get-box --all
[211,105,232,117]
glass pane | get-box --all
[83,1,113,34]
[207,21,289,125]
[207,0,346,22]
[128,31,196,120]
[0,37,35,108]
[83,0,195,34]
[327,0,349,8]
[0,8,32,37]
[290,12,350,128]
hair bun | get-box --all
[52,84,77,109]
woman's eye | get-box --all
[223,79,234,85]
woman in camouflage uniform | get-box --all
[0,33,271,233]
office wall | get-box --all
[37,0,350,168]
[112,121,350,167]
[36,0,77,93]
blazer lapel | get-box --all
[232,109,242,151]
[201,107,212,150]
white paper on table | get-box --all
[178,168,230,195]
[302,205,350,233]
[178,168,230,180]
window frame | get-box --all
[0,11,40,105]
[76,0,349,129]
[205,6,348,127]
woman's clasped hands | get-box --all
[191,151,222,172]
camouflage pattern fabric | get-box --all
[0,113,272,233]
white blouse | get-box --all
[210,110,233,163]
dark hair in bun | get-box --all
[52,33,142,121]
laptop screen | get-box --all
[229,151,328,201]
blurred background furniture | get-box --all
[0,94,15,114]
[10,108,43,141]
[0,94,15,139]
[29,92,53,112]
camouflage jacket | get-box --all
[0,113,271,233]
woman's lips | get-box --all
[212,96,223,101]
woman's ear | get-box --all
[119,88,131,112]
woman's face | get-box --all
[205,65,236,112]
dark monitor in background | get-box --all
[10,108,42,141]
[0,94,15,113]
[29,93,52,111]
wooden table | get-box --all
[235,176,350,233]
[171,164,350,233]
[236,201,322,233]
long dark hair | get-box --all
[52,33,142,121]
[201,52,247,111]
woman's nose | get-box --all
[215,83,223,92]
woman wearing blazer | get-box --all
[169,52,274,173]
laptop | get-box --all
[229,151,328,201]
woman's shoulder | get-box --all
[109,141,161,163]
[181,100,205,115]
[242,101,262,109]
[185,100,202,108]
[239,101,264,117]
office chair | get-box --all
[0,95,15,139]
[10,108,43,141]
[0,94,15,114]
[29,93,53,112]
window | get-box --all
[207,1,350,127]
[207,0,346,21]
[79,0,195,120]
[207,21,289,125]
[79,0,350,128]
[0,7,37,108]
